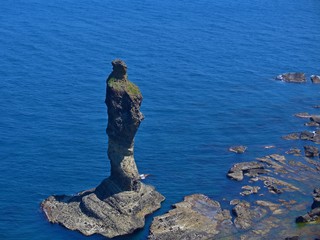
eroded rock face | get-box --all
[41,59,164,238]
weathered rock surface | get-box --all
[148,194,234,240]
[276,72,306,83]
[311,75,320,84]
[229,145,247,154]
[227,161,265,181]
[41,59,164,238]
[300,131,317,142]
[232,201,267,230]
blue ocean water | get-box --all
[1,0,320,239]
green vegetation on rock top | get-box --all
[108,77,141,96]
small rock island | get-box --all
[41,59,164,238]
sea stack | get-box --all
[41,59,164,238]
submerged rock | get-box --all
[148,194,233,240]
[41,60,164,238]
[232,201,267,230]
[255,200,281,213]
[276,72,306,83]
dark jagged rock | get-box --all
[148,194,234,240]
[300,131,315,141]
[312,188,320,209]
[257,176,299,194]
[296,208,320,223]
[282,132,300,140]
[304,145,319,158]
[229,145,247,154]
[276,72,306,83]
[296,189,320,224]
[285,236,300,240]
[311,75,320,84]
[299,131,320,143]
[41,59,164,238]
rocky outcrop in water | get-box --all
[148,194,234,240]
[311,75,320,84]
[227,161,265,181]
[41,59,164,238]
[148,72,320,239]
[276,72,306,83]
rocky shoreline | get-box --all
[42,67,320,239]
[148,72,320,239]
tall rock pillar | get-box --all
[106,59,143,191]
[41,59,164,239]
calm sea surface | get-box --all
[1,0,320,239]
